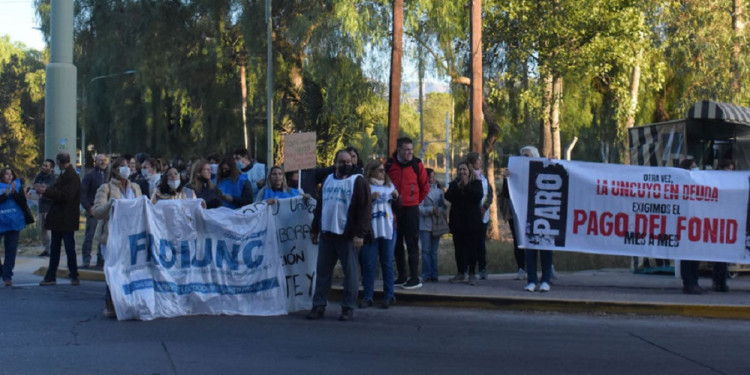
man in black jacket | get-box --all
[32,159,57,256]
[40,152,82,286]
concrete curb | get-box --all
[329,287,750,320]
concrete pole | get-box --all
[44,0,77,168]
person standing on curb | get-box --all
[466,152,493,279]
[40,152,81,286]
[307,150,371,322]
[445,161,484,286]
[80,153,108,269]
[419,168,447,283]
[387,137,430,290]
[712,158,735,293]
[678,158,703,295]
[32,159,56,257]
[0,167,34,287]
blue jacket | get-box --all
[217,173,253,209]
[0,179,27,233]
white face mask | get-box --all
[691,167,700,171]
[168,179,181,190]
[209,164,218,175]
[141,168,150,179]
[118,166,131,179]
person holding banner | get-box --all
[216,157,253,209]
[307,150,372,322]
[151,167,190,203]
[93,157,143,317]
[359,160,399,309]
[678,158,704,295]
[256,166,304,203]
[184,160,222,209]
[445,161,484,286]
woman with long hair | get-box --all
[358,159,399,308]
[92,157,143,317]
[0,167,32,287]
[256,166,306,203]
[184,160,222,209]
[151,166,189,204]
[216,157,253,209]
[419,168,447,282]
[444,161,484,285]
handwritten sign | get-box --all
[284,132,317,171]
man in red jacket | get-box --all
[387,137,430,289]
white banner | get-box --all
[508,157,750,263]
[239,196,317,312]
[105,196,317,321]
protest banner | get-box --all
[240,196,317,312]
[507,157,750,263]
[106,197,287,321]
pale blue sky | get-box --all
[0,0,45,50]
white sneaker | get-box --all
[516,268,526,280]
[551,265,559,280]
[524,282,536,292]
[539,282,551,292]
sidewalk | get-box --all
[15,255,750,320]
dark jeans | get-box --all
[526,249,553,284]
[1,230,20,281]
[452,231,481,275]
[508,219,525,270]
[44,230,78,281]
[681,260,700,288]
[312,233,359,310]
[395,205,420,280]
[476,222,488,272]
[82,215,102,266]
[712,262,728,286]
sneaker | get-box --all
[338,308,354,322]
[479,269,487,280]
[524,282,536,292]
[394,276,407,287]
[402,277,422,290]
[39,279,56,286]
[539,282,551,292]
[358,299,373,309]
[468,274,477,286]
[306,306,326,320]
[516,268,526,280]
[449,273,466,283]
[70,278,80,286]
[551,265,559,280]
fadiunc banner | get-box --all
[507,157,750,263]
[105,197,316,321]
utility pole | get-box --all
[266,0,273,166]
[469,0,483,154]
[387,0,404,156]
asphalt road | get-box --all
[1,278,749,375]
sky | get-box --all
[0,0,45,50]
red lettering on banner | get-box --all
[675,216,737,244]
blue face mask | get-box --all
[236,160,244,170]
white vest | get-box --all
[370,183,395,239]
[479,174,490,223]
[321,174,360,235]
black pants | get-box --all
[395,205,420,280]
[681,260,700,288]
[452,231,480,274]
[44,230,78,281]
[508,219,525,270]
[712,262,728,286]
[476,222,488,272]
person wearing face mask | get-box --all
[207,153,221,183]
[233,148,266,198]
[419,168,446,284]
[216,157,253,209]
[128,155,150,199]
[31,159,57,257]
[151,167,189,204]
[307,150,372,322]
[141,158,162,198]
[445,161,484,285]
[0,167,34,287]
[466,152,494,279]
[92,157,143,318]
[184,160,223,209]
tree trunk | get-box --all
[732,0,744,97]
[470,0,483,154]
[540,73,553,158]
[550,75,563,159]
[387,0,404,156]
[623,49,642,165]
[523,58,534,145]
[482,101,501,241]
